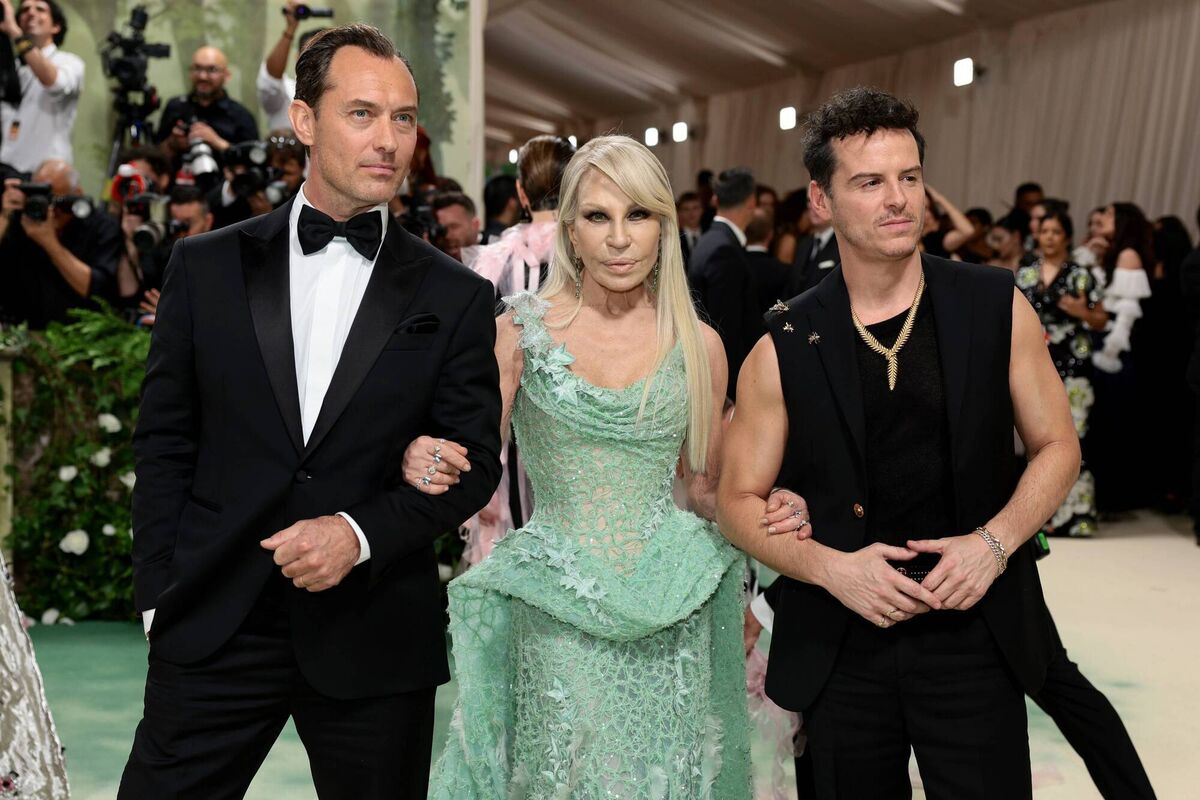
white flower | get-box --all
[97,413,122,433]
[437,563,454,582]
[41,608,61,625]
[59,529,89,555]
[59,617,75,626]
[119,471,136,490]
[58,465,78,482]
[90,447,112,468]
[102,524,116,536]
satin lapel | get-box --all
[241,204,304,455]
[925,256,972,463]
[808,268,866,471]
[301,224,432,460]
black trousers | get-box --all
[803,612,1030,800]
[119,577,436,800]
[1029,615,1156,799]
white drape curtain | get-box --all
[591,0,1200,236]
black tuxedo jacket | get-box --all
[763,256,1053,711]
[784,231,840,298]
[746,249,790,317]
[687,221,761,399]
[131,200,502,698]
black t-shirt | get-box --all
[155,92,259,150]
[0,211,122,328]
[856,287,957,547]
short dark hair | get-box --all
[697,169,714,188]
[1039,207,1074,241]
[483,174,518,220]
[1039,197,1070,214]
[298,27,329,53]
[432,191,476,218]
[802,87,925,193]
[169,185,209,212]
[965,207,993,227]
[714,167,755,209]
[518,135,575,212]
[744,209,774,245]
[995,209,1029,235]
[676,190,701,207]
[1015,182,1043,200]
[294,24,409,114]
[28,0,68,47]
[120,145,170,180]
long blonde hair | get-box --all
[540,135,714,472]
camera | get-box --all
[396,190,446,245]
[16,183,95,222]
[285,5,335,20]
[101,5,170,174]
[224,141,271,198]
[125,192,188,253]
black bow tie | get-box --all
[297,204,383,261]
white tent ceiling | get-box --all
[483,0,1103,155]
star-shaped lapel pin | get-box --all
[808,332,821,345]
[769,300,789,315]
[782,323,795,333]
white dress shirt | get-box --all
[0,44,84,172]
[712,215,747,248]
[810,226,835,260]
[143,185,384,638]
[257,62,296,133]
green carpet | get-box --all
[28,622,458,800]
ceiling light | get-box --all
[779,106,796,131]
[672,122,688,143]
[568,135,577,147]
[644,127,659,147]
[508,148,518,164]
[954,58,974,87]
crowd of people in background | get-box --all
[1,0,1199,543]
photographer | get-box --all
[259,0,329,131]
[0,159,120,328]
[117,185,211,325]
[431,190,480,262]
[267,128,304,200]
[156,46,257,165]
[0,0,84,172]
[205,139,274,229]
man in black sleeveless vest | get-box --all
[717,88,1083,798]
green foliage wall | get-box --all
[56,0,472,197]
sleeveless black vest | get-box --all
[763,255,1053,712]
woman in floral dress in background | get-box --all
[1017,208,1108,536]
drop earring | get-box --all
[572,256,584,299]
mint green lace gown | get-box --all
[428,292,750,799]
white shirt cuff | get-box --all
[142,608,155,639]
[337,512,371,565]
[750,591,775,635]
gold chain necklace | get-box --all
[850,271,926,391]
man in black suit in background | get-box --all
[687,166,759,399]
[785,209,839,297]
[120,25,502,799]
[744,207,789,316]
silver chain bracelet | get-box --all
[973,527,1008,577]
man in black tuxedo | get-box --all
[677,190,704,264]
[785,213,839,297]
[744,207,789,316]
[718,88,1084,798]
[120,25,502,799]
[687,166,760,399]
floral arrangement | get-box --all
[3,310,148,622]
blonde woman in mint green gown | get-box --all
[407,135,752,799]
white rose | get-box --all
[41,608,61,625]
[90,447,112,468]
[59,529,89,555]
[97,413,122,433]
[58,465,78,482]
[102,524,117,536]
[119,471,136,490]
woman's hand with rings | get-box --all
[762,488,813,541]
[402,436,470,495]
